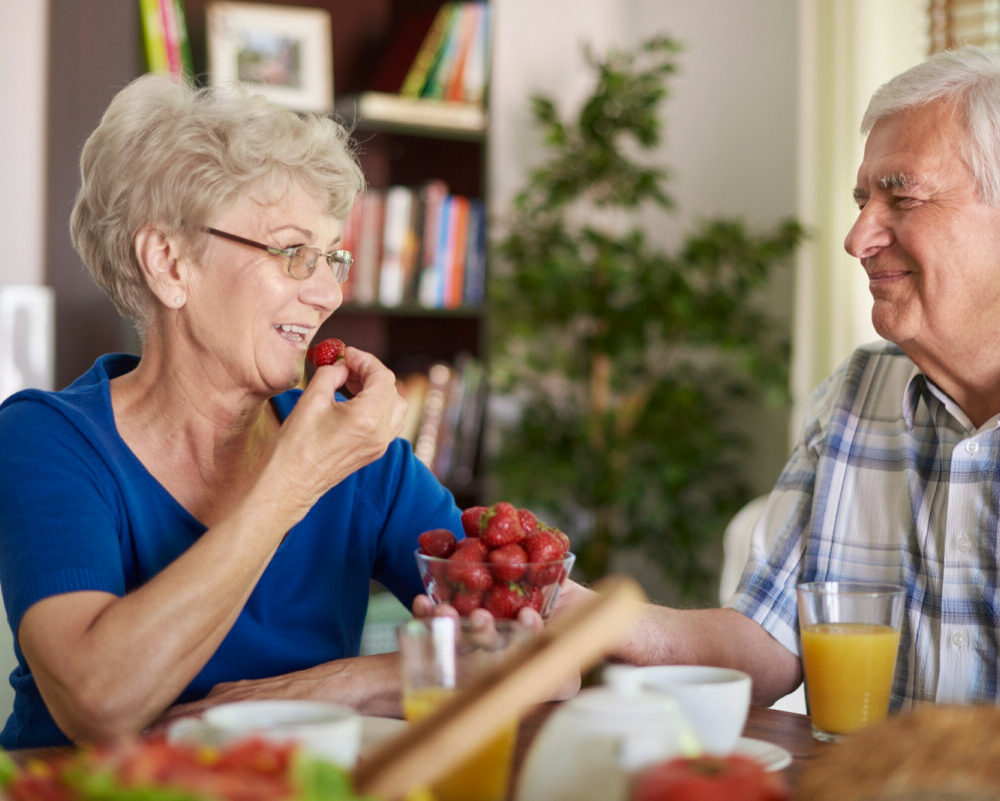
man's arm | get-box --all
[560,582,802,706]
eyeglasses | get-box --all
[202,226,353,282]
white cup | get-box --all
[604,665,751,755]
[200,699,361,768]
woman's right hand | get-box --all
[267,346,408,512]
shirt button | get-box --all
[965,441,979,455]
[956,535,972,553]
[951,631,968,647]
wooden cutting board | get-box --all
[353,575,647,799]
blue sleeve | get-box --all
[367,438,463,608]
[0,397,127,633]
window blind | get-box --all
[929,0,1000,52]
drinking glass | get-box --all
[797,581,904,742]
[397,617,531,801]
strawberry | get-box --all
[488,543,528,583]
[482,501,525,548]
[525,586,545,613]
[451,590,484,616]
[517,508,540,535]
[418,528,457,558]
[461,506,488,538]
[306,337,346,367]
[483,585,525,619]
[525,528,570,586]
[446,539,491,591]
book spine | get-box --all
[462,2,490,105]
[379,186,414,307]
[413,362,453,470]
[400,3,456,97]
[421,4,466,99]
[139,0,169,73]
[354,190,385,305]
[463,198,487,306]
[445,195,470,308]
[444,3,482,102]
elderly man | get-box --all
[542,45,1000,710]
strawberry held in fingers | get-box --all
[306,337,346,367]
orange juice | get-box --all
[801,622,900,735]
[402,687,517,801]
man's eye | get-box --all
[893,196,920,209]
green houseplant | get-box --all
[488,36,804,603]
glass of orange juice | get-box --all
[397,617,531,801]
[797,581,905,742]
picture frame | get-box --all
[206,1,333,114]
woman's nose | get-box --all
[299,266,344,312]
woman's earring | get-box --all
[174,295,184,307]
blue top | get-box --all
[0,354,462,748]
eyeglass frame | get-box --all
[201,226,353,282]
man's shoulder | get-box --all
[806,341,915,431]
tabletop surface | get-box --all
[7,704,822,799]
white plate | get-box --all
[732,736,792,772]
[167,714,406,759]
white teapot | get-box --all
[515,684,699,801]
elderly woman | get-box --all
[0,74,462,749]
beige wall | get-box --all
[0,1,47,287]
[491,0,800,495]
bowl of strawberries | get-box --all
[415,502,575,620]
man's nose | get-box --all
[844,202,893,259]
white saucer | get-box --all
[732,736,792,772]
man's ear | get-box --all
[134,224,188,309]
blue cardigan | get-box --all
[0,354,462,748]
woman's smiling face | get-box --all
[184,184,346,396]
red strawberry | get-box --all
[525,586,545,613]
[484,585,525,619]
[525,528,570,586]
[482,502,525,548]
[446,539,491,591]
[418,528,457,558]
[452,590,484,616]
[306,337,346,367]
[461,506,488,538]
[517,508,540,535]
[488,543,528,583]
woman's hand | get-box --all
[266,346,408,513]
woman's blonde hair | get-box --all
[70,73,365,330]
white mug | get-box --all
[199,699,361,768]
[604,665,751,755]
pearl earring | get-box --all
[174,296,184,306]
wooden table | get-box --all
[510,703,825,798]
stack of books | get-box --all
[337,1,491,134]
[139,0,192,78]
[341,181,486,311]
[398,354,487,489]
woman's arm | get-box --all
[16,351,409,744]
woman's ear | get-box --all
[134,224,188,309]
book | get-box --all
[352,189,385,306]
[463,198,487,306]
[444,195,470,308]
[397,372,430,446]
[414,180,450,304]
[378,186,415,307]
[462,2,491,105]
[448,355,486,487]
[421,3,468,100]
[444,2,484,102]
[139,0,192,78]
[339,198,365,304]
[413,362,454,469]
[337,92,487,134]
[368,5,443,94]
[399,3,457,97]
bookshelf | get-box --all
[45,0,491,506]
[189,0,492,505]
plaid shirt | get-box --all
[729,341,1000,708]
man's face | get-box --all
[844,98,1000,368]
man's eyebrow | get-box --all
[876,172,917,191]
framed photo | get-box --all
[207,2,333,113]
